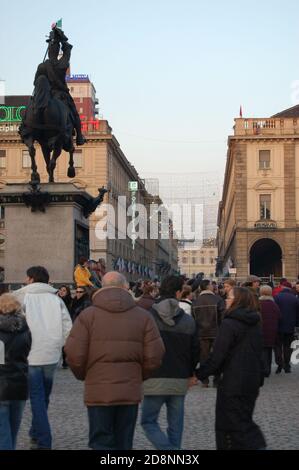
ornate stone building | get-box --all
[0,111,178,281]
[217,105,299,281]
[178,240,217,279]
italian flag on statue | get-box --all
[52,18,62,29]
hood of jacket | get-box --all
[92,287,137,313]
[0,312,28,333]
[152,298,183,326]
[227,307,261,326]
[15,282,58,296]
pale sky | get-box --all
[1,0,299,177]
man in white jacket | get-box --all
[13,266,72,450]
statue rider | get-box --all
[33,26,86,145]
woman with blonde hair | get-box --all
[0,294,31,450]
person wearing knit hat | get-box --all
[245,275,261,298]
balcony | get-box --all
[234,118,299,137]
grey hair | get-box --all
[102,272,128,289]
[259,285,273,297]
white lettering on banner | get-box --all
[291,340,299,365]
[0,340,4,365]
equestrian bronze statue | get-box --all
[19,24,86,183]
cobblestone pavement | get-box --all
[17,365,299,450]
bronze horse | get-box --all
[19,76,76,183]
[19,25,84,183]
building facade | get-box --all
[66,74,99,121]
[0,97,178,281]
[178,240,217,279]
[217,105,299,281]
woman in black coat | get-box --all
[70,287,92,322]
[197,287,266,450]
[57,285,73,369]
[58,285,73,312]
[0,294,32,450]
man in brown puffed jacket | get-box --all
[65,271,165,450]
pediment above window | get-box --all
[254,180,277,191]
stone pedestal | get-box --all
[0,183,93,284]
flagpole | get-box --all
[43,19,62,63]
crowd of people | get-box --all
[0,267,298,451]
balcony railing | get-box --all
[234,117,299,136]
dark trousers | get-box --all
[199,338,219,385]
[262,347,273,377]
[215,391,266,450]
[274,333,294,370]
[88,404,138,450]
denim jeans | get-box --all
[88,404,138,450]
[141,395,185,450]
[0,400,26,450]
[29,364,57,449]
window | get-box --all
[182,257,187,264]
[0,150,6,168]
[0,206,4,219]
[259,150,270,169]
[73,150,83,168]
[260,194,271,220]
[201,258,205,264]
[210,258,214,264]
[22,150,31,168]
[192,257,196,264]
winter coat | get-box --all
[70,294,92,322]
[197,307,266,450]
[197,308,264,396]
[74,265,93,287]
[13,283,72,366]
[89,270,102,289]
[274,289,299,334]
[65,287,165,406]
[143,298,200,396]
[137,295,155,311]
[0,312,32,401]
[259,297,281,347]
[179,299,192,315]
[192,291,226,339]
[58,294,72,313]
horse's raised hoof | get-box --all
[67,166,76,178]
